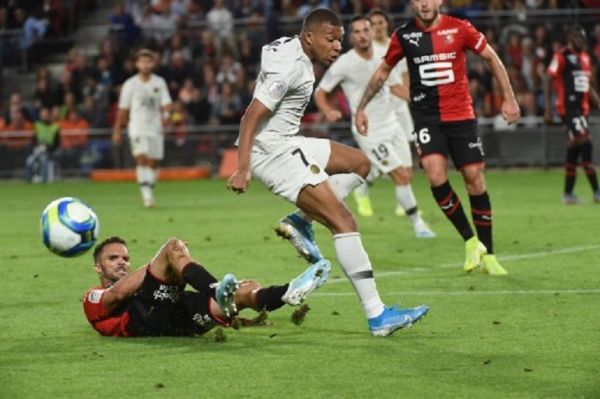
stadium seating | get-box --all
[1,1,600,178]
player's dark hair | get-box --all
[350,14,369,27]
[302,8,342,32]
[367,7,392,35]
[93,236,127,263]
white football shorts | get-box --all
[129,135,164,160]
[354,129,413,174]
[251,136,331,203]
[395,110,415,143]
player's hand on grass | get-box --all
[501,98,520,124]
[355,109,369,136]
[227,169,251,194]
[324,110,342,123]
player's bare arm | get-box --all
[389,83,410,102]
[101,266,146,313]
[112,108,129,145]
[314,88,342,123]
[227,99,271,194]
[355,61,393,135]
[479,45,520,124]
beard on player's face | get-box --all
[100,262,130,283]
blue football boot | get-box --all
[282,259,332,306]
[368,305,429,337]
[216,273,240,318]
[274,213,324,263]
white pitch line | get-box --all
[315,288,600,297]
[326,244,600,285]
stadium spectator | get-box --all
[185,85,211,124]
[207,0,236,57]
[4,92,32,123]
[26,107,61,182]
[215,53,242,86]
[211,82,242,125]
[160,32,192,65]
[57,108,89,170]
[58,108,89,150]
[109,2,139,46]
[162,50,192,96]
[1,106,34,149]
[80,95,106,128]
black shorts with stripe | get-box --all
[412,116,484,169]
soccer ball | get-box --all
[41,197,99,257]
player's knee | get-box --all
[354,153,371,178]
[391,167,412,184]
[464,173,486,194]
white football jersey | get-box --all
[119,74,172,137]
[319,45,400,134]
[249,37,315,152]
[373,39,410,115]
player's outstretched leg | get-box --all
[274,172,365,263]
[368,304,429,337]
[282,259,332,306]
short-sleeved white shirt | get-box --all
[119,74,172,137]
[318,45,400,134]
[247,37,315,152]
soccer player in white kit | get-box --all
[314,15,435,239]
[227,9,428,336]
[113,49,172,208]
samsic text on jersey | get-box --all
[384,15,487,122]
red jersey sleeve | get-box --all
[83,287,109,322]
[384,30,405,68]
[547,53,565,77]
[462,20,487,55]
[82,287,131,336]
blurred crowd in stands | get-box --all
[1,0,600,175]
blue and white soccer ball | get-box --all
[41,197,99,257]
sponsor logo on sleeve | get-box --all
[88,289,103,304]
[268,80,288,100]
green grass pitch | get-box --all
[1,170,599,398]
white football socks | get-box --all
[136,165,154,205]
[333,232,384,319]
[395,184,419,223]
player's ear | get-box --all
[93,263,102,276]
[304,31,314,45]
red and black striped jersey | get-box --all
[384,15,487,122]
[547,49,592,117]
